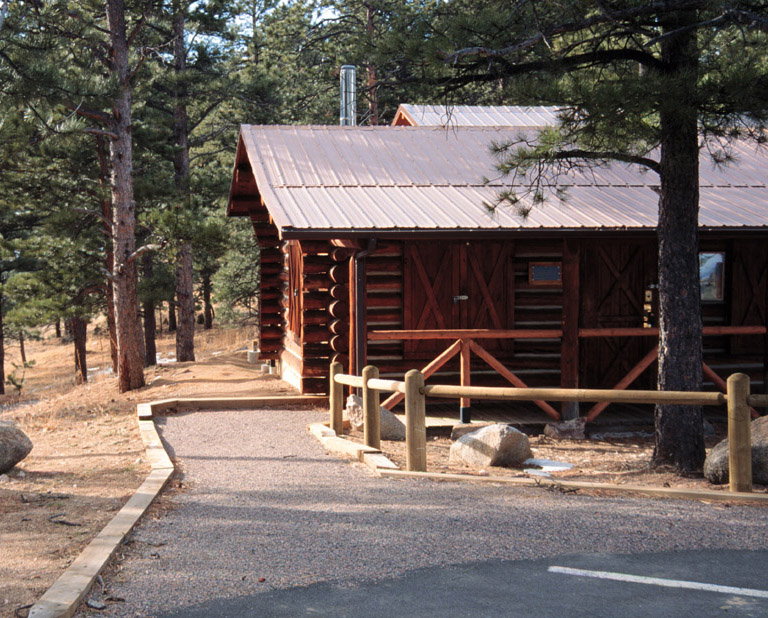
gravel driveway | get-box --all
[78,408,768,617]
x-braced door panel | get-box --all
[404,242,515,357]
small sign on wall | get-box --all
[529,262,562,286]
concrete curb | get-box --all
[308,422,399,475]
[29,395,326,618]
[307,423,768,505]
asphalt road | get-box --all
[153,549,768,618]
[78,409,768,618]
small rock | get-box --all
[704,416,768,485]
[344,395,365,430]
[85,599,107,610]
[450,422,493,441]
[0,474,9,484]
[449,424,532,468]
[344,394,405,441]
[543,417,586,440]
[0,421,33,474]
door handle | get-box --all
[453,295,469,303]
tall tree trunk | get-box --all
[172,4,195,363]
[175,243,195,361]
[202,272,213,329]
[143,252,157,366]
[107,0,145,392]
[19,332,25,365]
[71,317,88,385]
[168,300,177,332]
[365,2,378,125]
[96,135,119,374]
[55,319,61,339]
[0,292,5,395]
[652,7,704,473]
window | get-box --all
[529,262,562,286]
[699,252,724,301]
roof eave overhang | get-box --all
[278,226,768,240]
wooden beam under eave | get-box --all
[332,238,362,250]
[560,239,580,420]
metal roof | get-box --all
[234,124,768,237]
[392,104,560,127]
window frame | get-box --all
[528,261,562,287]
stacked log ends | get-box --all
[328,248,351,370]
[298,241,335,394]
[252,214,284,360]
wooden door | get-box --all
[404,241,515,358]
[464,243,515,352]
[404,242,459,356]
[731,241,768,355]
[580,242,657,388]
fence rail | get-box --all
[329,362,757,494]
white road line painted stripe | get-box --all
[548,566,768,599]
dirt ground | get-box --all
[0,325,295,617]
[350,427,768,496]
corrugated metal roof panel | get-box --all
[396,104,561,127]
[238,125,768,235]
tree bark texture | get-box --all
[168,300,177,331]
[172,5,195,363]
[202,272,213,329]
[175,242,196,362]
[652,7,705,472]
[143,252,157,366]
[0,292,5,395]
[96,135,119,374]
[19,332,26,365]
[71,317,88,385]
[107,0,145,392]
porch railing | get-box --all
[366,326,768,421]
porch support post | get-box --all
[460,338,471,423]
[561,240,580,420]
[351,239,377,378]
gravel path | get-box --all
[80,409,768,617]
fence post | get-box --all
[363,365,380,449]
[405,369,427,472]
[329,361,344,435]
[727,373,752,493]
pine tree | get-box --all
[427,0,768,472]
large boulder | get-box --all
[344,395,406,441]
[449,423,532,468]
[0,421,33,473]
[704,416,768,485]
[450,422,493,441]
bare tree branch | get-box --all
[83,127,119,140]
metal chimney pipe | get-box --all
[340,65,356,126]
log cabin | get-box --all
[227,121,768,422]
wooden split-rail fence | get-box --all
[329,361,768,494]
